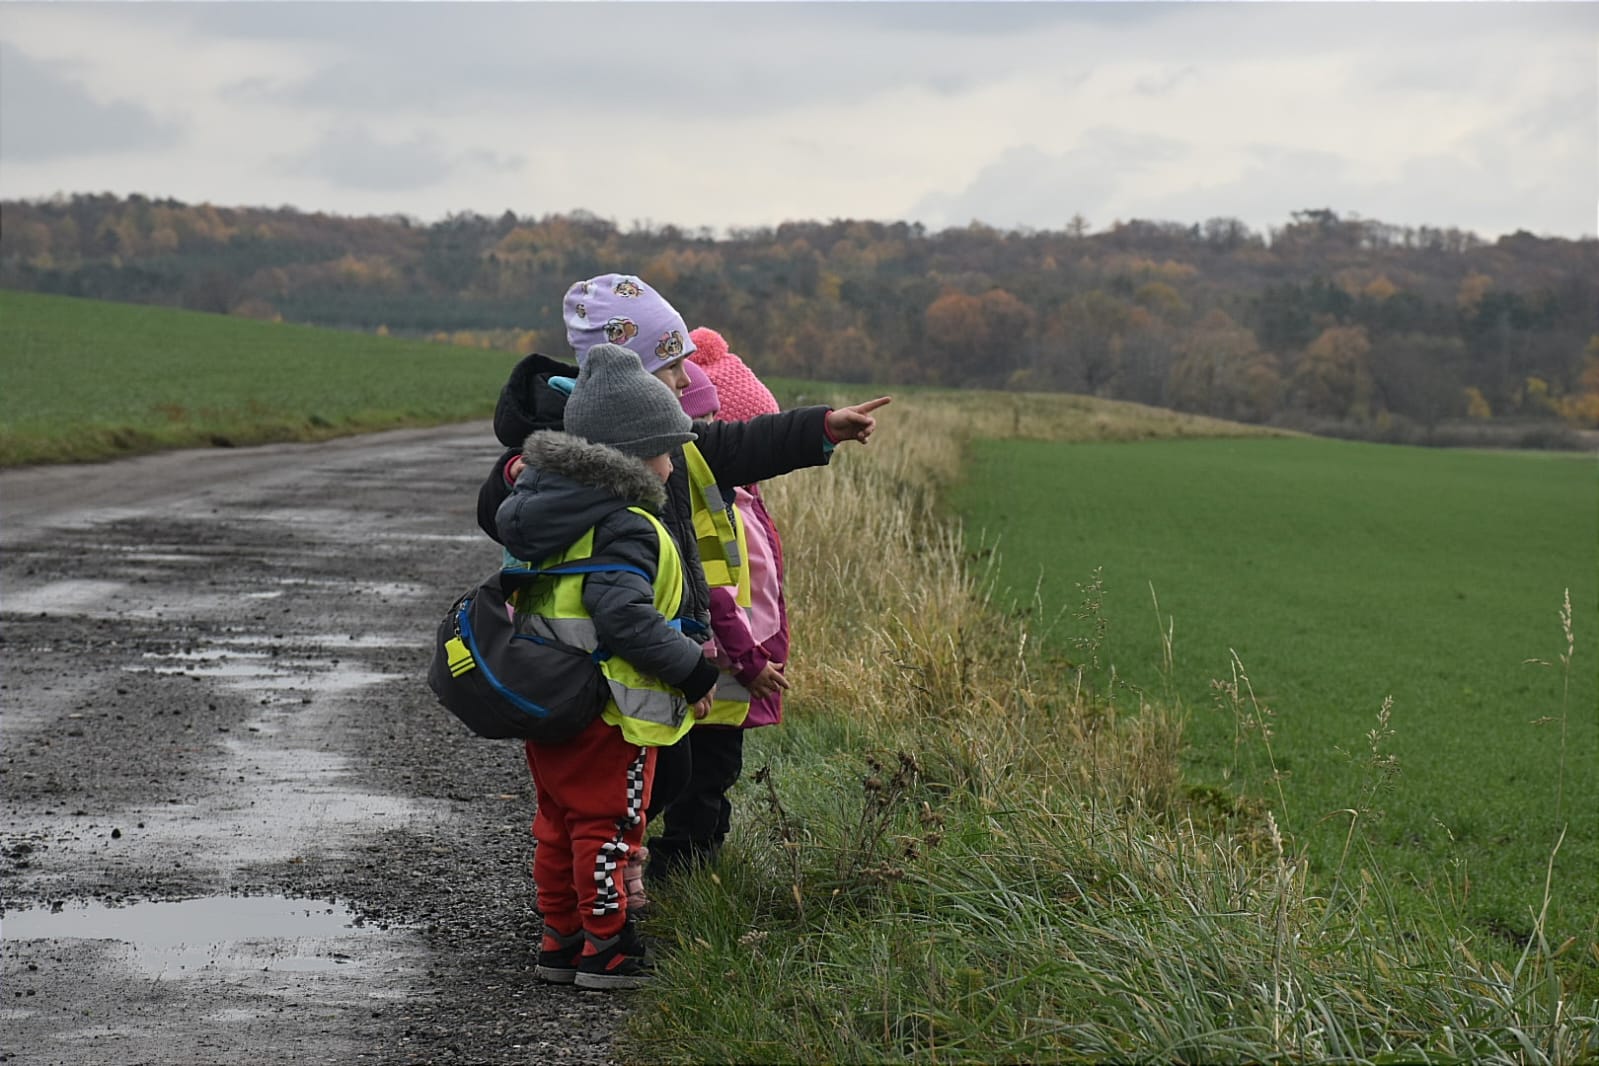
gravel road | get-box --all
[1,424,632,1065]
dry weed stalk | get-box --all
[752,764,804,922]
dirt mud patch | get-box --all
[2,425,629,1065]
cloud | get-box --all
[173,1,1129,46]
[201,4,1113,122]
[460,148,528,175]
[1132,144,1357,231]
[1392,122,1595,239]
[280,126,524,193]
[1130,136,1590,240]
[913,126,1593,241]
[1509,86,1598,147]
[1133,66,1199,97]
[0,41,180,161]
[834,2,1151,36]
[912,129,1192,231]
[1,3,1594,238]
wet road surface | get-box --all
[1,424,630,1065]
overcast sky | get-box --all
[2,2,1594,240]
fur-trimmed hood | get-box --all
[522,431,668,512]
[495,430,670,565]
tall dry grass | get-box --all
[625,388,1595,1064]
[764,389,1272,814]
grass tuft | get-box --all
[621,390,1596,1064]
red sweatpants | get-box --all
[524,717,656,940]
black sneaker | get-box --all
[574,922,652,990]
[644,839,717,884]
[534,925,583,984]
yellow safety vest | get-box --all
[701,658,754,727]
[504,507,693,748]
[682,442,749,607]
[683,442,754,725]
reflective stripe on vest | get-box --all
[682,442,750,606]
[700,664,753,727]
[504,507,693,748]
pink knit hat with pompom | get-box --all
[688,328,780,423]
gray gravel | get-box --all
[1,424,632,1066]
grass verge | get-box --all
[621,390,1596,1064]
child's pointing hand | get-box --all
[825,396,892,445]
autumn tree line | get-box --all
[4,194,1596,445]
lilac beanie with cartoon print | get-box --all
[563,273,696,374]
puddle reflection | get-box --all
[3,896,379,978]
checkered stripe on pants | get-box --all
[591,748,649,917]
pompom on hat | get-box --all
[679,359,720,419]
[688,328,780,422]
[563,344,697,459]
[564,273,695,375]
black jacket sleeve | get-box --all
[694,406,833,494]
[476,446,519,542]
[481,406,831,543]
[675,657,720,704]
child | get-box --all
[495,344,720,990]
[476,273,891,860]
[650,330,793,877]
[477,273,880,651]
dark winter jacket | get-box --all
[496,431,719,703]
[475,352,578,532]
[476,352,834,637]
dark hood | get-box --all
[492,352,578,447]
[496,431,668,564]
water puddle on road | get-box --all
[133,654,398,691]
[3,896,380,978]
[218,633,408,650]
[267,576,429,600]
[1,579,127,616]
[133,641,403,695]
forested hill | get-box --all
[3,194,1596,439]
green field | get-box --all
[0,291,521,464]
[954,436,1597,948]
[3,289,1591,1053]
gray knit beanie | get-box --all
[564,344,697,459]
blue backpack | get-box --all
[427,567,612,743]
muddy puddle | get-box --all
[0,424,594,1065]
[2,894,430,1065]
[4,895,382,977]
